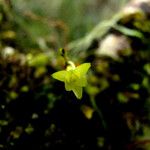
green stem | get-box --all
[90,96,107,131]
[60,48,72,68]
[67,61,76,69]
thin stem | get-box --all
[67,61,76,69]
[90,96,107,131]
[60,48,70,67]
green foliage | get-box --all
[0,0,150,150]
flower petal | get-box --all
[75,63,91,76]
[74,76,87,87]
[65,81,72,91]
[72,86,83,99]
[52,70,68,82]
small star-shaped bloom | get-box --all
[52,62,91,99]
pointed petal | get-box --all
[65,82,72,91]
[51,70,68,82]
[72,86,83,99]
[75,63,91,76]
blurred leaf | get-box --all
[97,137,105,148]
[25,124,34,134]
[20,85,29,92]
[86,85,99,97]
[31,113,39,119]
[34,67,47,78]
[8,75,17,88]
[81,105,94,119]
[117,92,128,103]
[27,53,49,67]
[130,83,140,91]
[113,24,144,39]
[0,120,8,126]
[142,77,150,89]
[144,63,150,75]
[10,126,23,139]
[136,125,150,143]
[1,30,16,39]
[134,20,150,33]
[9,91,18,100]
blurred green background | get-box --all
[10,0,128,48]
[0,0,150,150]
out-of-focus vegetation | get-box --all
[0,0,150,150]
[11,0,129,47]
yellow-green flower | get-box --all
[52,62,91,99]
